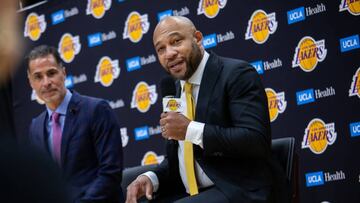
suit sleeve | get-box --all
[80,100,123,202]
[203,64,271,159]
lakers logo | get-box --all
[123,11,150,43]
[131,82,158,113]
[24,12,47,41]
[339,0,360,16]
[265,88,287,122]
[197,0,227,18]
[292,36,327,72]
[349,67,360,98]
[94,56,120,87]
[141,151,164,166]
[58,33,81,63]
[86,0,112,19]
[167,99,180,111]
[302,118,337,154]
[245,10,278,44]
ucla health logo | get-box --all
[306,170,346,187]
[203,33,217,49]
[349,67,360,98]
[86,0,112,19]
[134,126,150,141]
[51,10,65,25]
[251,58,283,75]
[305,171,325,187]
[51,7,79,25]
[123,11,150,43]
[65,74,87,89]
[141,151,164,166]
[126,56,141,71]
[87,31,117,47]
[202,31,235,49]
[339,0,360,16]
[245,10,278,44]
[350,122,360,137]
[24,12,47,41]
[340,34,359,52]
[94,56,120,87]
[296,89,315,105]
[126,54,156,72]
[58,33,81,63]
[251,61,264,74]
[265,88,287,122]
[292,36,327,72]
[197,0,227,18]
[157,7,190,21]
[302,118,337,154]
[287,7,305,24]
[131,82,158,113]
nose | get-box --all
[42,76,51,87]
[164,46,177,60]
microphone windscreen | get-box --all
[160,76,176,97]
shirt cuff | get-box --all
[185,121,205,148]
[141,171,159,192]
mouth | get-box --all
[41,89,57,96]
[168,60,185,72]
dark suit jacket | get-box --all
[154,53,286,202]
[29,92,124,203]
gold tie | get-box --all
[184,82,199,195]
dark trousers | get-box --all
[149,186,229,203]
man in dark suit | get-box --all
[27,45,124,203]
[126,16,287,203]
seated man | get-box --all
[126,16,288,203]
[27,45,124,203]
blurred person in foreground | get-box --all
[126,16,289,203]
[0,0,22,138]
[0,1,70,202]
[27,45,124,203]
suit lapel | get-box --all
[36,111,49,153]
[196,52,223,122]
[61,92,80,166]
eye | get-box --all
[157,47,165,54]
[47,69,58,77]
[173,39,182,45]
[33,74,42,81]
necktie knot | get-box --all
[184,82,192,94]
[52,112,60,123]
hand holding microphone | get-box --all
[160,76,190,140]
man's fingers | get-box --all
[159,118,166,126]
[126,181,143,203]
[145,178,154,200]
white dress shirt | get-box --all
[144,51,214,194]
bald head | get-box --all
[153,16,199,46]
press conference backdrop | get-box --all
[13,0,359,202]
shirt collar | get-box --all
[46,89,72,117]
[180,51,209,88]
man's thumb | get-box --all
[145,184,153,200]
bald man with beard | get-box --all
[126,16,289,203]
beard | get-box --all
[181,42,203,80]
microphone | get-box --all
[160,76,176,98]
[160,76,184,113]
